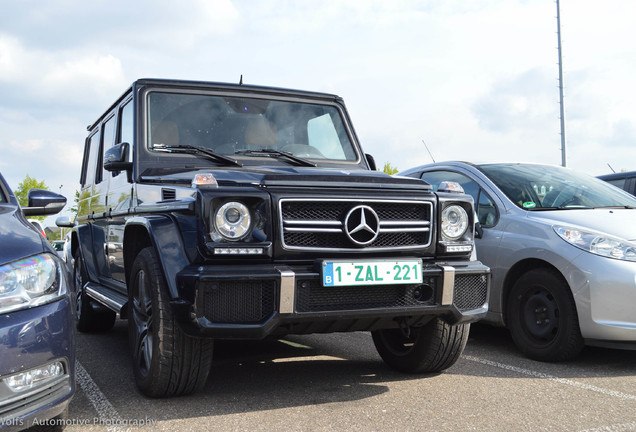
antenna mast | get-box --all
[421,140,436,163]
[556,0,567,167]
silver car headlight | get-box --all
[441,205,469,241]
[214,201,252,241]
[554,225,636,261]
[0,254,65,313]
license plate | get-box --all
[322,259,423,287]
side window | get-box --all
[420,170,498,228]
[120,100,133,146]
[477,189,497,228]
[109,101,134,179]
[81,131,100,187]
[605,178,626,190]
[420,171,478,201]
[99,115,117,183]
[0,182,7,203]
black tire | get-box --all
[73,251,116,332]
[128,247,214,397]
[372,318,470,373]
[506,268,584,362]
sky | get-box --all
[1,0,635,227]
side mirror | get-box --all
[104,142,133,172]
[365,153,377,171]
[23,189,67,216]
[55,216,74,228]
[475,221,484,239]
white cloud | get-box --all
[0,36,23,80]
[9,139,45,152]
[40,54,127,103]
[0,36,127,109]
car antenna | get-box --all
[607,163,616,173]
[422,139,436,163]
[239,74,243,85]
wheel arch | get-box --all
[123,223,152,288]
[123,215,191,301]
[501,258,569,326]
[71,224,97,280]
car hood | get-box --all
[0,205,47,266]
[141,166,431,190]
[527,208,636,241]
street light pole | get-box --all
[556,0,567,167]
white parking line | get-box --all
[75,361,127,432]
[462,355,636,401]
[579,423,636,432]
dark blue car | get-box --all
[0,172,74,431]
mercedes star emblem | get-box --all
[344,205,380,246]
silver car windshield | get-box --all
[478,164,636,210]
[147,91,358,163]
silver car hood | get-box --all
[527,208,636,241]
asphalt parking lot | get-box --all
[58,321,635,432]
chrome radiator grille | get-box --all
[279,199,433,251]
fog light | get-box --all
[4,361,65,392]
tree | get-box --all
[382,162,399,175]
[14,174,49,222]
[70,190,80,216]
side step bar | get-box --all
[85,282,127,314]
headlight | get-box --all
[441,205,469,241]
[214,201,251,241]
[0,254,64,313]
[554,226,636,261]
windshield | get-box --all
[147,92,358,163]
[478,164,636,210]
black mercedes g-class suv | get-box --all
[67,78,489,397]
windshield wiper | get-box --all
[234,149,317,167]
[533,206,587,211]
[153,144,242,167]
[593,205,636,209]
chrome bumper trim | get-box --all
[440,265,455,306]
[277,266,296,314]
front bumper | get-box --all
[0,298,75,431]
[569,252,636,347]
[174,259,490,339]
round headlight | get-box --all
[441,205,468,240]
[214,202,251,241]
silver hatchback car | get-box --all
[399,162,636,361]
